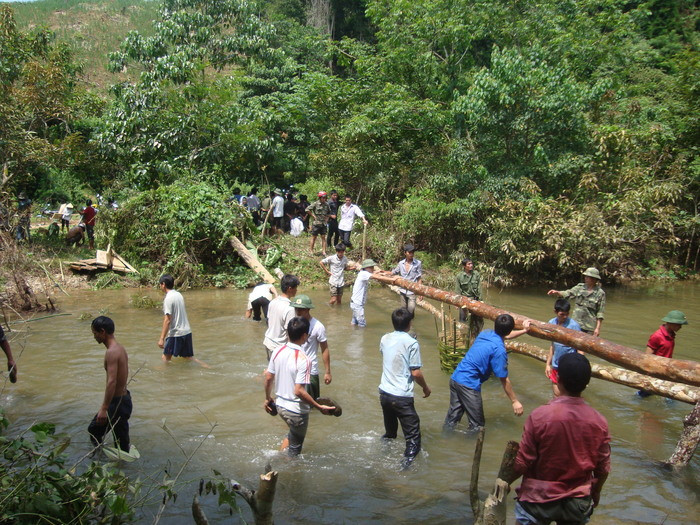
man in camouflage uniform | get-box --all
[307,191,331,256]
[456,258,484,342]
[547,267,606,336]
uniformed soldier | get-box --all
[456,257,484,340]
[547,267,606,336]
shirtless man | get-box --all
[88,316,132,452]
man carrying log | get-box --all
[443,314,525,433]
[512,353,610,525]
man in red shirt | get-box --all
[81,199,97,250]
[645,310,688,358]
[513,352,610,525]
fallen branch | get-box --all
[230,236,276,284]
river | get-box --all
[1,281,698,523]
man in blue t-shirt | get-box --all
[379,307,431,469]
[443,314,525,432]
[545,298,582,397]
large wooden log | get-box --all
[506,341,700,405]
[230,236,276,284]
[231,469,278,525]
[667,401,700,466]
[370,273,700,387]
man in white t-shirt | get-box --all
[263,274,299,359]
[158,274,195,362]
[271,189,285,234]
[350,259,377,328]
[292,295,331,399]
[320,243,358,306]
[264,316,335,456]
[337,194,368,248]
[245,282,277,322]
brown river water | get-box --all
[1,281,698,524]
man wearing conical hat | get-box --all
[547,267,606,337]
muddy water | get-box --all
[1,282,698,524]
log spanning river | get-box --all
[1,282,699,523]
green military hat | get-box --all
[291,294,315,309]
[361,259,377,268]
[662,310,688,325]
[582,267,601,280]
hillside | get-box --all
[10,0,157,90]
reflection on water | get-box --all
[1,282,698,524]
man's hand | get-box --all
[324,372,332,385]
[512,400,524,416]
[547,289,560,296]
[545,364,552,379]
[96,407,108,425]
[158,338,165,349]
[8,360,17,383]
[318,404,336,415]
[422,385,431,398]
[593,327,600,337]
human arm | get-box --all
[158,314,171,348]
[98,352,119,424]
[320,259,331,276]
[245,309,252,319]
[499,377,523,416]
[547,289,561,296]
[320,340,332,385]
[270,286,278,297]
[263,370,275,412]
[545,344,554,378]
[294,383,335,413]
[411,368,431,398]
[505,319,531,339]
[593,318,603,337]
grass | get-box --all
[10,0,158,92]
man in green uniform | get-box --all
[456,258,483,340]
[307,191,331,256]
[547,267,606,336]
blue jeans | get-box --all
[379,390,421,459]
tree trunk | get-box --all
[474,441,520,525]
[231,470,278,525]
[667,401,700,466]
[469,427,486,522]
[370,273,700,387]
[230,236,276,284]
[506,341,700,405]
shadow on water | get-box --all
[1,281,699,523]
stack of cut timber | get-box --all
[69,245,137,274]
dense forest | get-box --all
[1,0,698,282]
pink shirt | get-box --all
[515,396,611,504]
[647,324,675,358]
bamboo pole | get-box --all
[370,273,700,387]
[469,427,486,521]
[506,341,699,404]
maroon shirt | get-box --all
[82,205,97,226]
[515,396,611,504]
[647,324,675,358]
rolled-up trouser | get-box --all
[350,301,366,327]
[379,390,421,459]
[88,390,132,452]
[277,407,309,457]
[399,293,417,316]
[443,379,485,431]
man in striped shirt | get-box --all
[264,316,335,456]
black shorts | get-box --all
[164,333,194,357]
[312,223,327,236]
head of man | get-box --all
[461,258,473,272]
[391,307,413,332]
[91,315,115,344]
[557,352,592,396]
[318,191,327,202]
[494,314,515,338]
[554,298,571,323]
[280,274,300,296]
[662,310,688,335]
[335,243,346,256]
[287,316,310,345]
[330,190,338,201]
[159,274,175,292]
[582,267,601,287]
[403,243,415,261]
[292,294,314,320]
[344,195,352,206]
[86,199,93,207]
